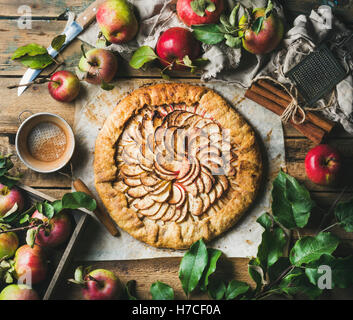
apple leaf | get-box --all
[43,201,55,219]
[334,198,353,232]
[229,4,240,27]
[190,0,216,17]
[179,239,208,296]
[224,34,242,48]
[200,248,222,291]
[277,267,322,299]
[305,254,353,289]
[125,280,138,300]
[11,43,48,60]
[225,280,250,300]
[101,80,115,91]
[289,232,339,266]
[271,170,315,229]
[192,24,225,45]
[208,277,226,300]
[248,258,264,293]
[129,46,158,69]
[51,34,66,51]
[150,281,174,300]
[19,54,54,69]
[265,0,274,18]
[252,16,264,35]
[26,227,39,248]
[0,154,22,188]
[60,192,97,212]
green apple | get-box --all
[96,0,138,44]
[239,7,284,55]
[0,284,39,300]
[0,228,19,259]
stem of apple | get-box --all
[0,224,38,234]
[7,78,61,89]
[88,275,105,288]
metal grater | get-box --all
[285,44,347,105]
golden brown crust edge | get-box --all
[94,83,262,249]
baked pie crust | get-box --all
[94,83,262,249]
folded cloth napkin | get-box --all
[78,1,353,134]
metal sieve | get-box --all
[15,112,75,173]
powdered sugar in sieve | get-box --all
[27,122,67,162]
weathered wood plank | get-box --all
[1,0,353,27]
[0,0,92,17]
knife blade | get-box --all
[18,0,105,96]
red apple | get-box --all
[239,7,284,55]
[156,27,201,70]
[82,269,122,300]
[305,144,342,186]
[31,210,72,248]
[0,228,19,259]
[96,0,138,44]
[78,48,118,85]
[0,184,24,218]
[177,0,224,26]
[0,284,39,300]
[48,70,80,102]
[14,244,47,285]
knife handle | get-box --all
[73,178,120,237]
[76,0,106,29]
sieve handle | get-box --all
[73,178,120,237]
[18,110,33,124]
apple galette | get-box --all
[94,83,262,249]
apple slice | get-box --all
[197,145,221,159]
[183,114,202,127]
[201,122,221,136]
[201,166,216,184]
[120,164,144,177]
[208,188,216,204]
[218,175,229,192]
[140,172,161,187]
[154,126,168,154]
[114,181,129,193]
[196,176,204,194]
[148,203,169,220]
[151,181,171,195]
[169,184,182,204]
[200,170,212,193]
[151,185,171,202]
[200,193,210,212]
[214,181,223,199]
[173,112,194,127]
[123,176,141,187]
[139,202,162,216]
[182,159,200,186]
[133,196,155,210]
[175,201,189,223]
[166,110,184,127]
[177,161,195,184]
[163,126,178,156]
[184,183,198,197]
[188,194,203,216]
[161,205,176,221]
[194,118,214,130]
[155,153,179,175]
[121,148,139,165]
[128,185,149,198]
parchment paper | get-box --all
[72,80,285,260]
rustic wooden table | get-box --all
[1,0,353,300]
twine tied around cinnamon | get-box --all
[253,76,336,125]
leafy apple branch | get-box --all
[129,46,209,78]
[191,0,274,48]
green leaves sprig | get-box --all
[0,154,21,188]
[129,46,209,77]
[192,0,275,48]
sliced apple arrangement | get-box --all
[116,104,238,222]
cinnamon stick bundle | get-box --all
[245,80,335,144]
